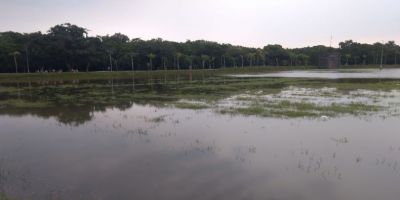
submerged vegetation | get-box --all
[219,101,383,118]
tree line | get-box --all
[1,23,399,73]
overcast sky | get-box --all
[1,0,399,48]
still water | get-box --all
[232,68,400,79]
[1,73,400,200]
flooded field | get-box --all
[1,69,400,200]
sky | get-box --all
[1,0,399,48]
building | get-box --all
[319,52,341,68]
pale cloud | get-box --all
[1,0,399,48]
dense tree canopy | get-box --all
[0,23,399,73]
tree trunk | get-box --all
[163,58,167,70]
[131,56,134,71]
[241,56,244,68]
[202,60,205,69]
[256,56,259,66]
[109,54,113,72]
[149,59,153,71]
[13,55,18,73]
[25,47,30,73]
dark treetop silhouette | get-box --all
[1,23,399,73]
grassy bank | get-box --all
[1,64,400,83]
[0,65,315,83]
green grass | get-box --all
[173,102,210,110]
[0,65,317,83]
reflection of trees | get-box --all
[0,74,214,126]
[0,99,143,126]
[0,106,94,126]
[3,75,395,125]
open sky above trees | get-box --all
[1,0,399,48]
[1,0,400,73]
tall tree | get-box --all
[175,52,183,70]
[147,53,156,71]
[201,54,209,69]
[9,51,20,73]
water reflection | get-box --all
[231,68,400,79]
[2,74,400,125]
[1,73,400,199]
[1,105,400,199]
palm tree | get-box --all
[147,53,156,71]
[201,55,209,70]
[263,51,269,66]
[247,53,256,67]
[288,52,296,66]
[345,54,351,65]
[175,52,183,70]
[107,49,113,71]
[9,51,21,73]
[221,55,227,68]
[232,57,237,68]
[304,55,310,66]
[162,56,168,70]
[188,55,195,70]
[395,51,400,65]
[255,49,265,66]
[24,45,30,73]
[210,56,215,69]
[362,54,367,65]
[353,55,360,65]
[298,54,309,66]
[128,52,138,71]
